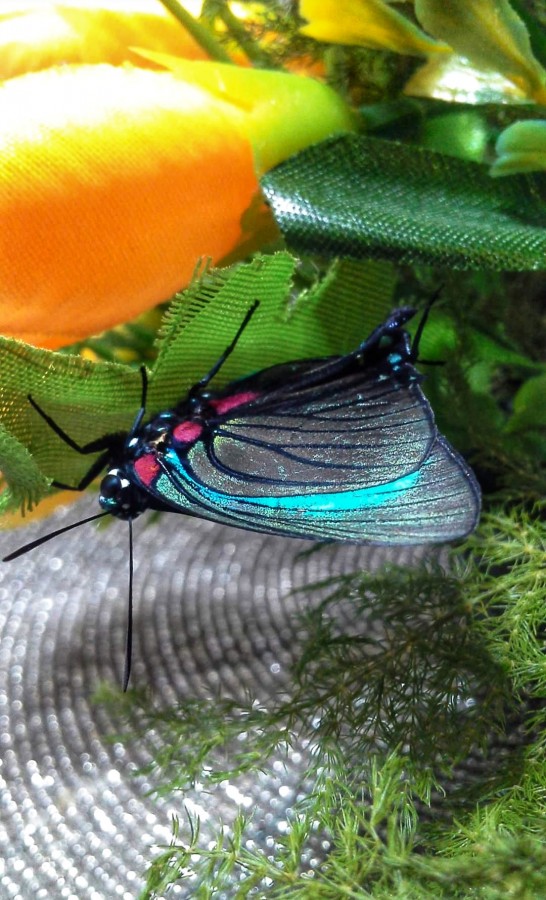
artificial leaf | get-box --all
[0,337,140,512]
[506,374,546,433]
[0,423,50,514]
[261,134,546,270]
[0,252,397,513]
[492,120,546,177]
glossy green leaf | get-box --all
[261,134,546,269]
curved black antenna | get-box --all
[127,366,149,439]
[411,286,444,364]
[7,366,150,690]
[122,518,134,692]
[189,300,260,398]
[2,510,110,562]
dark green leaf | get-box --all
[261,134,546,269]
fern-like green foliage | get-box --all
[101,508,545,900]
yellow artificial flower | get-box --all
[410,0,546,104]
[299,0,449,56]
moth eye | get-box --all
[100,471,123,500]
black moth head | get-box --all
[99,467,149,521]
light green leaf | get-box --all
[506,373,546,433]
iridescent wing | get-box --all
[132,327,480,543]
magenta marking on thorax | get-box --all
[211,391,260,416]
[173,420,203,445]
[134,454,161,487]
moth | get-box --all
[5,301,481,686]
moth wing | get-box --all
[142,436,479,545]
[188,364,437,497]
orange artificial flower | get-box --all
[1,63,257,347]
[0,2,354,349]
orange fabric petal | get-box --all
[0,64,257,348]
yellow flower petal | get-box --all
[0,1,208,79]
[415,0,546,103]
[405,53,530,105]
[134,52,356,172]
[300,0,449,56]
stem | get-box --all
[157,0,234,64]
[215,4,277,69]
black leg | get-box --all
[411,287,442,362]
[51,449,114,492]
[28,395,118,455]
[126,366,149,439]
[26,369,150,494]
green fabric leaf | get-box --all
[0,423,50,514]
[0,252,397,513]
[0,337,140,511]
[150,253,298,409]
[261,134,546,269]
[150,253,397,409]
[298,258,397,355]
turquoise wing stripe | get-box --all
[141,438,479,544]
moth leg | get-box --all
[28,395,119,455]
[50,449,114,492]
[28,395,122,491]
[356,307,416,356]
[126,366,149,438]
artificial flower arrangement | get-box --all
[0,2,545,897]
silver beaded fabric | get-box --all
[0,497,433,898]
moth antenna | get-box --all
[122,517,134,692]
[126,366,149,439]
[190,300,260,395]
[3,511,110,562]
[412,286,444,366]
[139,365,148,409]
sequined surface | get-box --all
[0,498,429,898]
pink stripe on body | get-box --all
[211,391,259,415]
[173,421,203,445]
[134,454,161,487]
